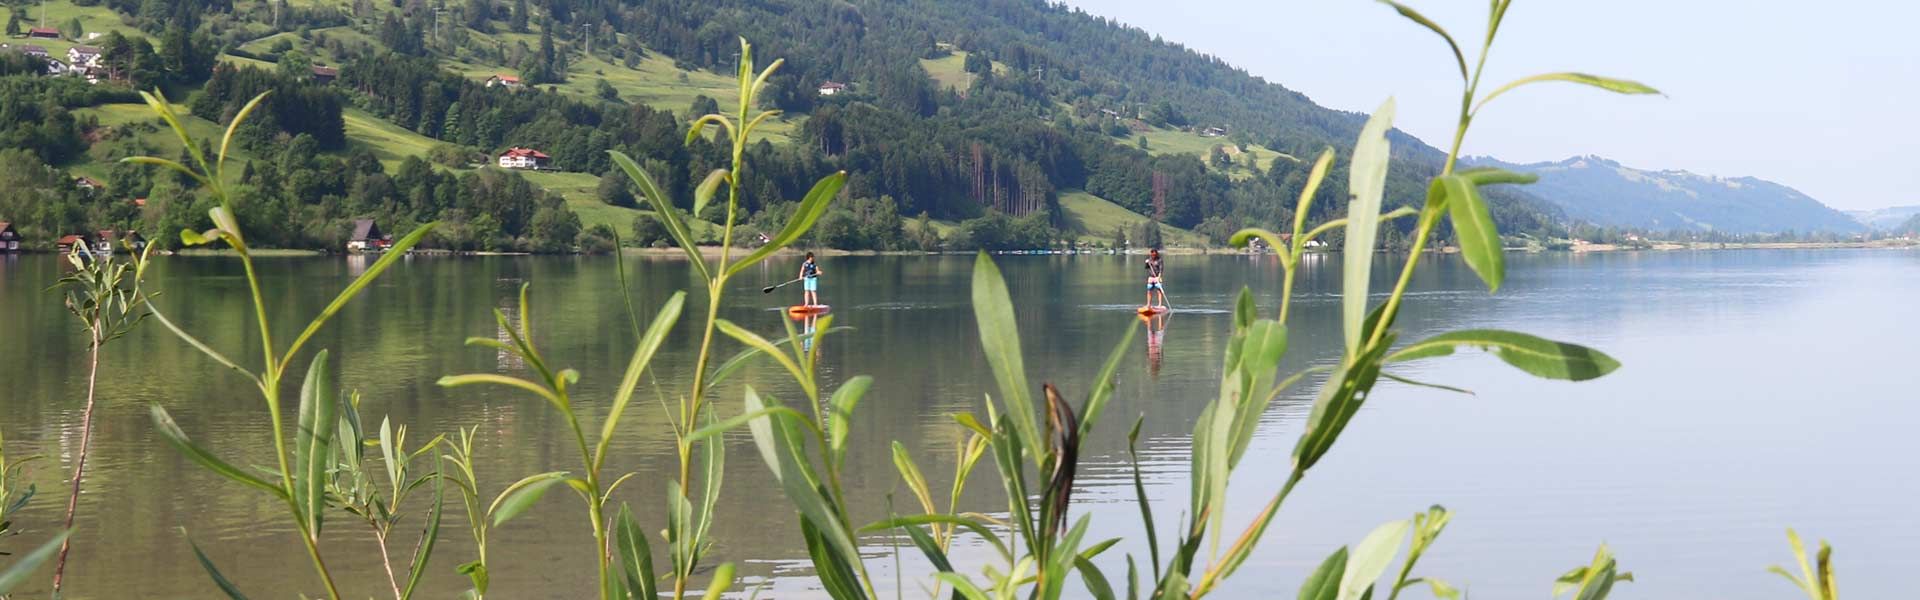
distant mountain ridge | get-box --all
[1847,206,1920,230]
[1469,156,1862,234]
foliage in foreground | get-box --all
[0,5,1846,600]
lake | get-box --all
[1,249,1915,598]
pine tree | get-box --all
[4,11,18,37]
[508,0,528,33]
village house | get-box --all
[66,46,99,69]
[26,27,61,40]
[18,45,49,59]
[347,219,390,253]
[497,147,548,170]
[93,230,118,255]
[1199,126,1228,137]
[485,74,521,89]
[0,222,19,252]
[310,65,338,84]
[74,176,104,192]
[56,233,88,254]
[817,80,847,96]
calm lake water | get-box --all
[1,249,1916,598]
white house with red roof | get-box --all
[486,74,522,89]
[497,147,549,170]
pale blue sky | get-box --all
[1060,0,1919,210]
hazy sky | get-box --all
[1058,0,1918,210]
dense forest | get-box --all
[0,0,1693,253]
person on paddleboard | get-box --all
[1144,248,1167,309]
[799,252,822,307]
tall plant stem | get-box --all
[51,334,102,593]
[1190,471,1304,599]
[375,528,403,600]
[239,247,342,600]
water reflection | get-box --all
[0,250,1915,597]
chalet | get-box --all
[817,80,847,96]
[0,222,19,252]
[56,234,88,254]
[310,65,338,84]
[93,230,118,255]
[27,27,61,40]
[347,219,391,253]
[1098,108,1121,119]
[132,198,147,208]
[497,147,548,170]
[74,176,104,191]
[485,74,522,89]
[43,57,67,76]
[1199,126,1228,137]
[66,46,100,69]
[18,45,48,59]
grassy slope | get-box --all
[1137,128,1300,179]
[1058,190,1205,246]
[11,1,122,58]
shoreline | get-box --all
[16,239,1909,259]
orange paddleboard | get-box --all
[787,305,831,318]
[1137,305,1168,316]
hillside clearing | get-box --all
[1058,190,1206,247]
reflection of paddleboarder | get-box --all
[802,311,819,352]
[1143,310,1167,379]
[1143,248,1167,309]
[798,251,822,307]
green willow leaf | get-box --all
[1378,0,1467,81]
[1078,324,1139,440]
[1298,547,1348,600]
[609,150,711,280]
[1342,98,1396,359]
[970,252,1041,464]
[150,404,285,498]
[706,326,851,393]
[217,92,270,178]
[281,223,437,370]
[1338,519,1410,600]
[615,503,658,600]
[599,291,685,455]
[1435,175,1504,292]
[1292,336,1396,472]
[489,471,569,527]
[185,532,249,600]
[1387,329,1621,381]
[828,376,873,466]
[691,168,729,220]
[860,514,1011,563]
[1475,72,1662,114]
[702,562,736,599]
[1458,166,1539,187]
[401,475,443,600]
[0,529,71,594]
[726,171,849,276]
[292,350,337,537]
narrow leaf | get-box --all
[1378,1,1467,81]
[726,171,848,276]
[0,530,71,594]
[1386,329,1620,381]
[608,150,711,280]
[185,533,249,600]
[1435,176,1503,291]
[489,472,568,527]
[599,291,686,455]
[1298,547,1348,600]
[292,351,337,537]
[1338,519,1410,600]
[1476,72,1662,114]
[1343,98,1396,358]
[971,252,1041,464]
[150,404,285,498]
[281,223,438,369]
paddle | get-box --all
[762,277,803,294]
